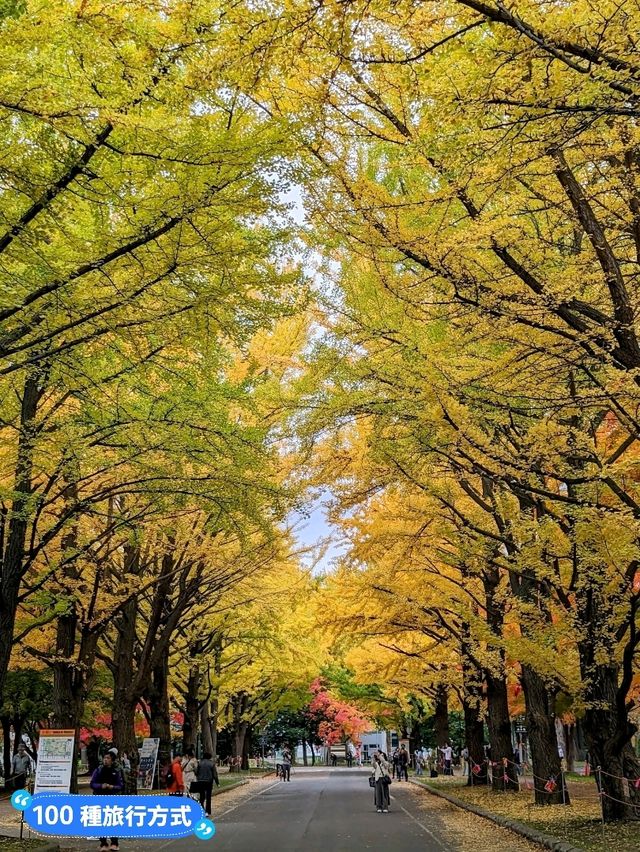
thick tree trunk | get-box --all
[233,722,248,771]
[242,726,251,771]
[112,590,140,785]
[200,698,214,756]
[580,661,640,821]
[486,671,519,791]
[2,717,10,783]
[460,633,487,786]
[434,685,449,748]
[302,738,308,767]
[481,566,519,791]
[111,542,143,782]
[229,692,249,771]
[111,698,138,774]
[183,664,201,753]
[520,665,569,805]
[0,374,40,700]
[51,488,99,794]
[147,654,172,771]
[52,627,98,792]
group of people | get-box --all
[90,746,219,852]
[390,744,410,781]
[412,743,457,777]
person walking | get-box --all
[391,748,400,780]
[166,753,185,794]
[398,744,409,781]
[196,751,219,816]
[11,743,32,790]
[90,752,124,851]
[371,750,391,813]
[181,747,199,796]
[281,746,292,782]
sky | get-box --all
[289,491,347,574]
[278,186,348,573]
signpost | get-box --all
[137,738,160,790]
[34,730,75,795]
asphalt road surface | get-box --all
[54,769,449,852]
[53,768,541,852]
[209,769,444,851]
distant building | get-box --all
[360,731,395,762]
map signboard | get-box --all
[34,729,75,794]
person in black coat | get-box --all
[195,751,219,817]
[90,754,124,852]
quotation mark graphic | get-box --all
[194,818,216,840]
[11,790,32,811]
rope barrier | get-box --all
[598,766,640,784]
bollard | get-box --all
[597,766,605,840]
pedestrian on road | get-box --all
[281,746,292,782]
[11,743,32,790]
[181,747,199,796]
[166,753,185,794]
[398,744,409,781]
[391,748,400,780]
[372,750,391,813]
[196,751,219,816]
[90,752,124,852]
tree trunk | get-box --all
[480,565,518,790]
[52,625,98,792]
[111,542,142,781]
[2,717,10,784]
[0,373,40,700]
[434,685,449,748]
[520,665,569,805]
[147,654,172,771]
[233,723,248,771]
[200,698,214,756]
[302,738,308,766]
[563,723,576,774]
[242,726,251,770]
[486,671,519,791]
[51,483,100,794]
[230,692,249,771]
[580,661,640,820]
[460,639,487,786]
[183,664,201,753]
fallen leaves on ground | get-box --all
[419,779,640,852]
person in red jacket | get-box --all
[166,754,184,794]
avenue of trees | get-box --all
[1,0,640,825]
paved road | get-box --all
[54,769,452,851]
[209,769,443,851]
